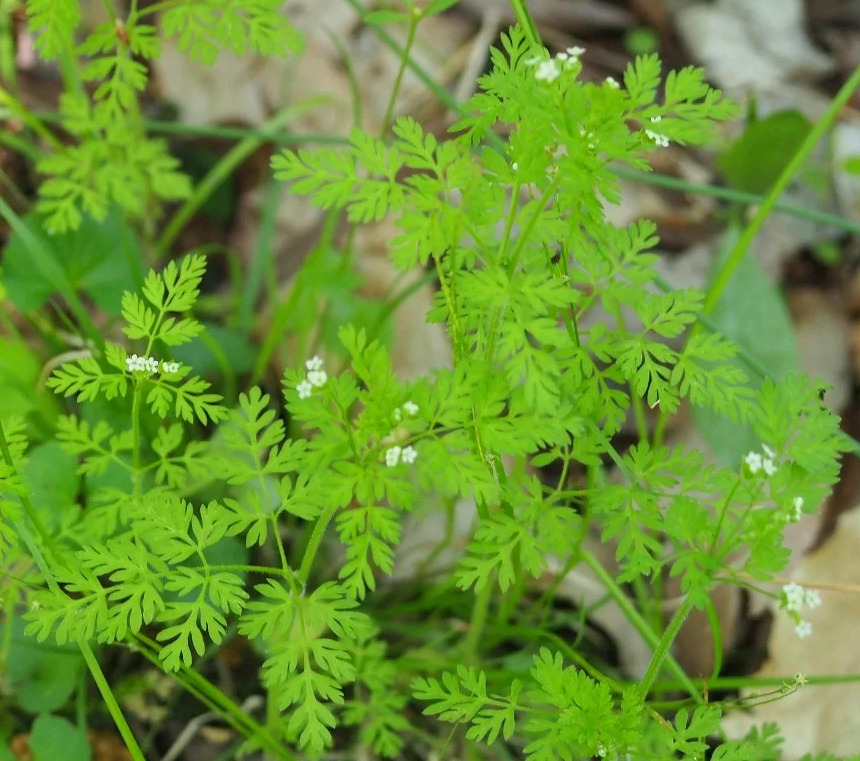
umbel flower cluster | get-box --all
[125,354,180,375]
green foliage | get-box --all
[694,227,799,468]
[1,618,85,714]
[2,16,854,761]
[161,0,304,63]
[25,0,302,233]
[27,714,92,761]
[718,109,813,194]
[1,208,143,315]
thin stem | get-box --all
[131,634,296,761]
[381,9,421,134]
[298,502,339,584]
[463,579,493,664]
[701,62,860,317]
[639,595,695,698]
[79,645,146,760]
[0,196,104,353]
[611,166,860,236]
[128,0,180,20]
[509,0,540,44]
[0,88,63,149]
[610,300,648,443]
[581,550,702,703]
[131,384,143,496]
[252,210,340,384]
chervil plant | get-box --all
[1,3,855,761]
[23,0,302,234]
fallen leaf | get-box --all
[674,0,833,92]
[722,507,860,759]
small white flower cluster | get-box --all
[385,445,418,467]
[126,354,179,375]
[296,356,328,400]
[605,76,620,89]
[781,582,821,639]
[744,444,778,477]
[392,400,420,423]
[597,743,607,758]
[126,354,158,374]
[526,46,586,83]
[644,115,669,148]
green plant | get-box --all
[23,0,302,234]
[1,2,857,761]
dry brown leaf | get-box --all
[791,288,852,414]
[723,508,860,759]
[674,0,833,93]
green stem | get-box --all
[79,645,146,760]
[380,10,419,134]
[463,579,493,664]
[638,595,695,698]
[0,87,62,149]
[611,166,860,236]
[298,502,339,584]
[252,210,340,384]
[131,383,143,496]
[132,634,296,761]
[0,196,104,353]
[581,551,701,703]
[508,0,540,45]
[701,62,860,316]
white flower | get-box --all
[605,76,620,89]
[296,380,313,399]
[650,115,662,123]
[524,56,542,66]
[762,458,777,477]
[161,361,180,374]
[307,370,327,388]
[401,445,418,464]
[403,401,419,416]
[306,356,323,371]
[782,582,805,612]
[795,620,813,639]
[645,129,669,148]
[744,451,763,474]
[762,444,775,458]
[126,354,161,374]
[535,59,561,82]
[804,588,822,609]
[566,46,586,60]
[385,446,402,467]
[511,162,518,172]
